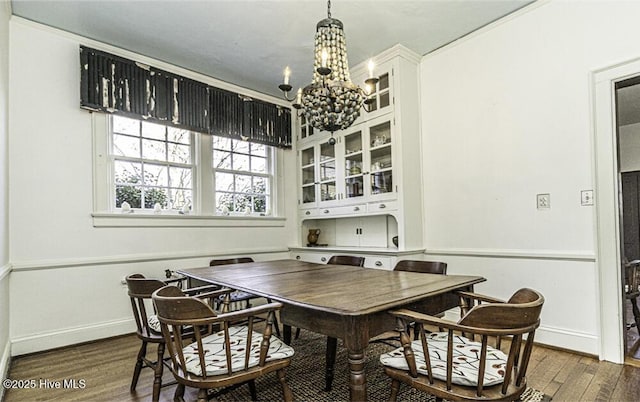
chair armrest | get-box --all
[183,284,223,296]
[215,302,283,323]
[455,290,505,304]
[389,308,517,338]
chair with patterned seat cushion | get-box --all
[126,274,221,402]
[379,288,544,402]
[152,285,294,402]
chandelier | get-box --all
[279,0,378,138]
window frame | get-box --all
[91,113,285,228]
[212,138,274,216]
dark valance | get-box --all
[80,46,292,149]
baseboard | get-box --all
[11,318,134,356]
[534,325,599,356]
[0,338,10,401]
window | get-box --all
[112,116,194,210]
[102,115,277,219]
[213,138,272,214]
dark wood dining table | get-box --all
[178,259,485,402]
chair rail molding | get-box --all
[424,248,596,262]
[10,248,290,271]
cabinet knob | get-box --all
[324,209,330,214]
[305,211,311,215]
[321,257,327,262]
[379,203,386,209]
[354,206,360,211]
[296,255,301,260]
[375,261,383,267]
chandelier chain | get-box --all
[327,0,331,18]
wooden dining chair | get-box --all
[152,285,294,402]
[394,260,448,340]
[379,288,544,401]
[125,274,220,402]
[394,259,447,275]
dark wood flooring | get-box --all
[3,332,640,402]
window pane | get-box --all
[213,137,231,151]
[141,121,166,140]
[253,196,267,213]
[113,134,140,158]
[169,189,192,210]
[235,174,252,193]
[215,172,234,192]
[233,153,250,171]
[113,116,139,135]
[115,185,141,208]
[251,143,266,157]
[143,187,169,209]
[167,127,190,144]
[114,161,142,184]
[233,140,250,155]
[169,167,192,189]
[251,156,266,173]
[143,164,168,186]
[142,139,167,161]
[168,143,191,164]
[253,176,267,194]
[213,150,232,170]
[216,192,234,213]
[234,193,251,212]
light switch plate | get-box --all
[581,190,594,206]
[537,193,550,209]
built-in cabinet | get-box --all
[292,45,424,264]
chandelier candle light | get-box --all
[279,0,379,143]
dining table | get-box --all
[178,259,485,402]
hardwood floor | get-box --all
[4,333,640,402]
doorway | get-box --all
[615,77,640,361]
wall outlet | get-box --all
[537,193,550,209]
[581,190,594,206]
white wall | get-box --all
[8,19,298,355]
[619,122,640,172]
[0,0,11,387]
[421,0,640,356]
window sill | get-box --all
[92,213,286,228]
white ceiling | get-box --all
[10,0,533,98]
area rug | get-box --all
[218,329,551,401]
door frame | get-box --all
[593,57,640,363]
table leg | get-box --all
[283,324,292,345]
[325,337,338,391]
[347,347,367,401]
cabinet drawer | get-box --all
[368,200,398,213]
[364,256,393,270]
[300,209,318,218]
[293,252,331,264]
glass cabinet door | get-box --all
[366,71,391,114]
[343,129,364,200]
[368,120,393,196]
[319,141,337,202]
[300,146,316,205]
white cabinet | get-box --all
[335,216,388,248]
[296,44,423,252]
